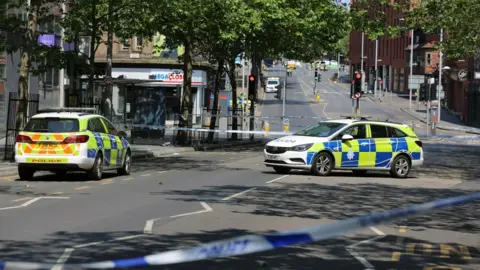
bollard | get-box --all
[316,94,321,102]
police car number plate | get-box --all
[266,155,280,160]
[26,158,68,163]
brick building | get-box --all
[349,0,440,95]
[348,0,480,126]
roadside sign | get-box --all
[104,75,113,85]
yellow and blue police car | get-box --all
[264,117,424,178]
[15,108,131,180]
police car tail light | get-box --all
[415,140,423,148]
[63,135,89,144]
[16,135,33,143]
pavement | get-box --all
[0,67,479,270]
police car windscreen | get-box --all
[294,122,346,137]
[267,81,279,85]
[23,118,80,133]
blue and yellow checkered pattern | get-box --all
[307,137,421,168]
[87,132,129,168]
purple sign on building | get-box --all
[37,34,56,47]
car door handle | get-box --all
[360,142,369,146]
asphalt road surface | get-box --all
[1,66,479,270]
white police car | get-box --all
[264,118,424,178]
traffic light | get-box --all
[317,73,322,82]
[248,74,256,100]
[314,68,318,81]
[353,71,362,98]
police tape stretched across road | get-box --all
[1,193,479,270]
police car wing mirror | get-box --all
[119,131,128,138]
[341,134,353,142]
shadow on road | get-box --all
[159,182,480,234]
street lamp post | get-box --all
[437,28,443,124]
[399,18,414,110]
[374,39,378,97]
[337,52,341,82]
[409,29,414,110]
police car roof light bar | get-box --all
[38,107,98,113]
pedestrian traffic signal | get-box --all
[248,74,256,100]
[353,71,362,98]
[314,69,318,81]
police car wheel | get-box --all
[311,152,333,176]
[117,151,131,176]
[18,166,35,180]
[390,155,411,178]
[88,154,103,180]
[273,166,291,174]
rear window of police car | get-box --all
[23,118,80,133]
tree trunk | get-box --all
[87,0,97,104]
[16,2,39,131]
[208,58,224,143]
[176,34,193,145]
[227,57,238,140]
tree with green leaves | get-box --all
[62,0,155,102]
[148,0,213,144]
[1,0,66,139]
[349,0,409,41]
[406,0,480,59]
[195,0,261,142]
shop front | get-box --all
[110,68,207,130]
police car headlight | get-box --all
[289,143,313,151]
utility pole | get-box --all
[357,32,364,113]
[282,66,286,117]
[409,29,414,110]
[105,0,113,118]
[437,28,443,124]
[58,1,66,108]
[374,39,378,98]
[337,52,341,82]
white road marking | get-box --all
[141,173,152,177]
[74,241,105,248]
[298,79,309,97]
[346,226,386,269]
[369,226,386,236]
[143,202,212,234]
[0,196,70,211]
[122,177,133,181]
[266,175,289,184]
[54,234,147,267]
[221,187,256,201]
[50,248,74,270]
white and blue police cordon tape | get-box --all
[1,192,479,270]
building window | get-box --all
[426,52,432,66]
[135,37,143,49]
[120,38,130,50]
